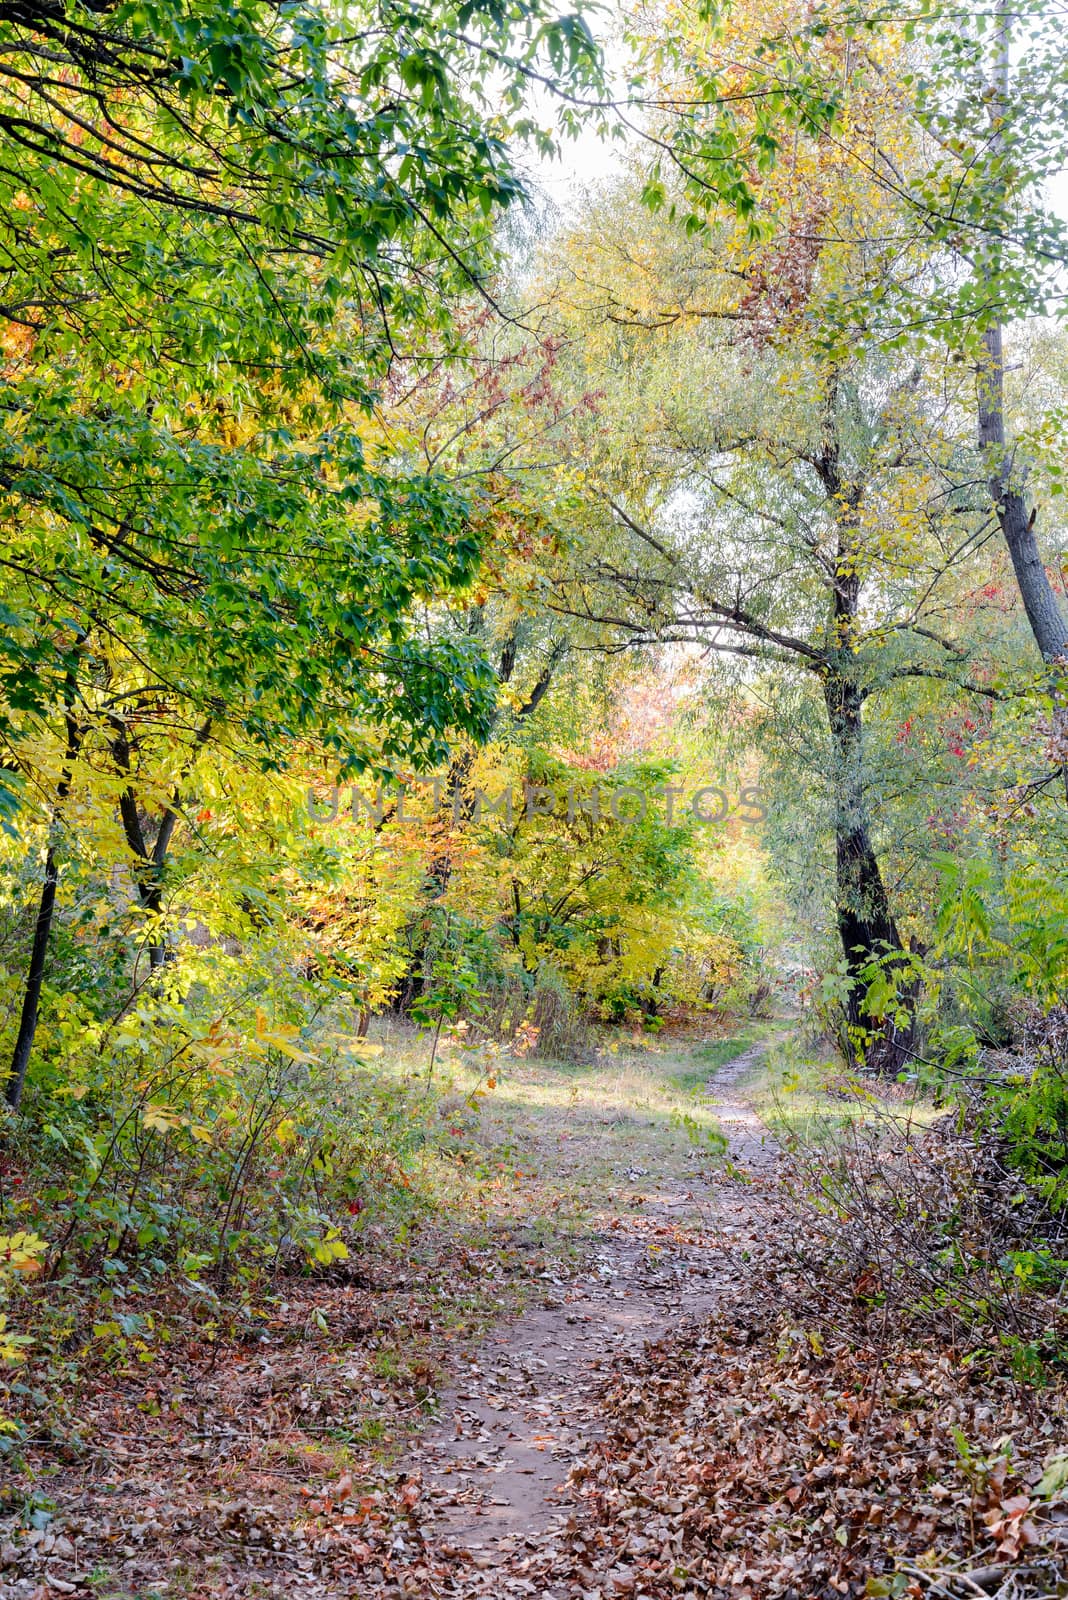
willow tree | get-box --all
[623,0,1068,800]
[542,187,1019,1063]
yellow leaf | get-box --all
[260,1033,319,1064]
[0,1231,48,1276]
[310,1231,349,1265]
[142,1104,183,1133]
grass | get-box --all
[739,1040,944,1147]
[353,1014,779,1244]
[667,1020,782,1093]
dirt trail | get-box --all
[0,1033,778,1600]
[700,1041,777,1172]
[392,1040,774,1595]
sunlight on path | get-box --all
[380,1037,777,1597]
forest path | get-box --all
[1,1026,782,1600]
[379,1032,779,1597]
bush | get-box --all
[529,963,593,1060]
[779,1094,1068,1376]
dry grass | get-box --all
[366,1015,771,1235]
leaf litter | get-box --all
[3,1040,1067,1600]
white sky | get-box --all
[515,16,1068,232]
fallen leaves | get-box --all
[526,1184,1068,1600]
[4,1050,1067,1600]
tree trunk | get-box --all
[807,387,918,1067]
[109,716,211,971]
[978,325,1068,794]
[978,7,1068,796]
[822,672,917,1072]
[6,685,82,1111]
[823,673,901,982]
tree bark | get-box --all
[978,6,1068,795]
[811,397,918,1069]
[822,663,919,1072]
[6,681,82,1111]
[112,738,172,971]
[978,325,1068,792]
[822,672,902,997]
[109,716,211,971]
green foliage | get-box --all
[0,0,606,814]
[12,0,1068,1487]
[2,993,434,1291]
[838,853,1068,1209]
[446,751,748,1019]
[991,1056,1068,1211]
[631,1,1068,344]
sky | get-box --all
[516,13,1068,236]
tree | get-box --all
[541,187,1021,1062]
[0,0,605,789]
[971,4,1068,795]
[0,0,602,352]
[624,0,1068,797]
[0,0,606,1106]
